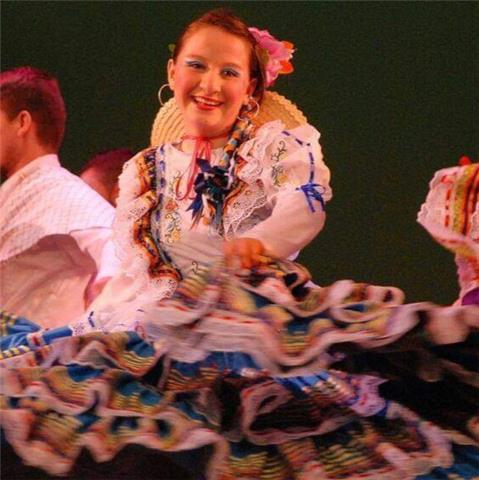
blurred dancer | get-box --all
[80,148,133,206]
[0,66,119,327]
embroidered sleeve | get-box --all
[263,124,332,208]
[236,123,332,259]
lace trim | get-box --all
[417,164,479,300]
[113,148,179,300]
[223,121,284,237]
[417,168,457,234]
[418,164,479,253]
[238,120,285,180]
[418,164,479,240]
[222,181,268,239]
[222,121,331,237]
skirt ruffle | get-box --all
[1,259,478,479]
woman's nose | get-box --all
[200,70,221,94]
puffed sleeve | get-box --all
[238,121,332,259]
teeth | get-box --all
[194,97,221,106]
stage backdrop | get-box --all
[2,1,477,303]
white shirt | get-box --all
[0,154,119,327]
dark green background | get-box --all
[2,1,478,303]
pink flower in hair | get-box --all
[248,27,294,88]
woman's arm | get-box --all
[225,124,332,267]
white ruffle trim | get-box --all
[417,165,479,243]
[112,153,178,302]
[222,122,285,237]
[222,121,330,237]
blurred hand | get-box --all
[223,238,265,269]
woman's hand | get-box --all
[223,238,265,269]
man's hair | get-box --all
[80,148,133,188]
[0,66,66,151]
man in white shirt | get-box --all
[0,66,119,328]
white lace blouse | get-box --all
[85,121,332,332]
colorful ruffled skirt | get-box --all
[1,259,478,479]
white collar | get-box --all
[16,153,60,177]
[0,154,61,214]
[2,154,60,190]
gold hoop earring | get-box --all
[158,83,173,106]
[246,97,260,119]
[237,97,260,121]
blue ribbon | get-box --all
[296,182,326,213]
[187,159,231,227]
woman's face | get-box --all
[168,25,256,138]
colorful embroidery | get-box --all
[450,164,479,236]
[161,171,182,244]
[163,197,182,244]
[271,139,289,187]
[133,147,181,282]
[420,163,479,293]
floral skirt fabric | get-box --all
[1,259,478,479]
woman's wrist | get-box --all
[223,237,266,269]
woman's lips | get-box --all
[193,96,222,110]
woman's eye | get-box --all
[186,61,205,70]
[222,69,240,78]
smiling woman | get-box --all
[1,6,478,480]
[167,26,255,139]
[151,8,311,267]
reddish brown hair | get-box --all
[0,66,66,151]
[172,8,266,102]
[80,147,133,185]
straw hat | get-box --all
[150,91,308,146]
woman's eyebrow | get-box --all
[184,55,244,70]
[223,62,244,70]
